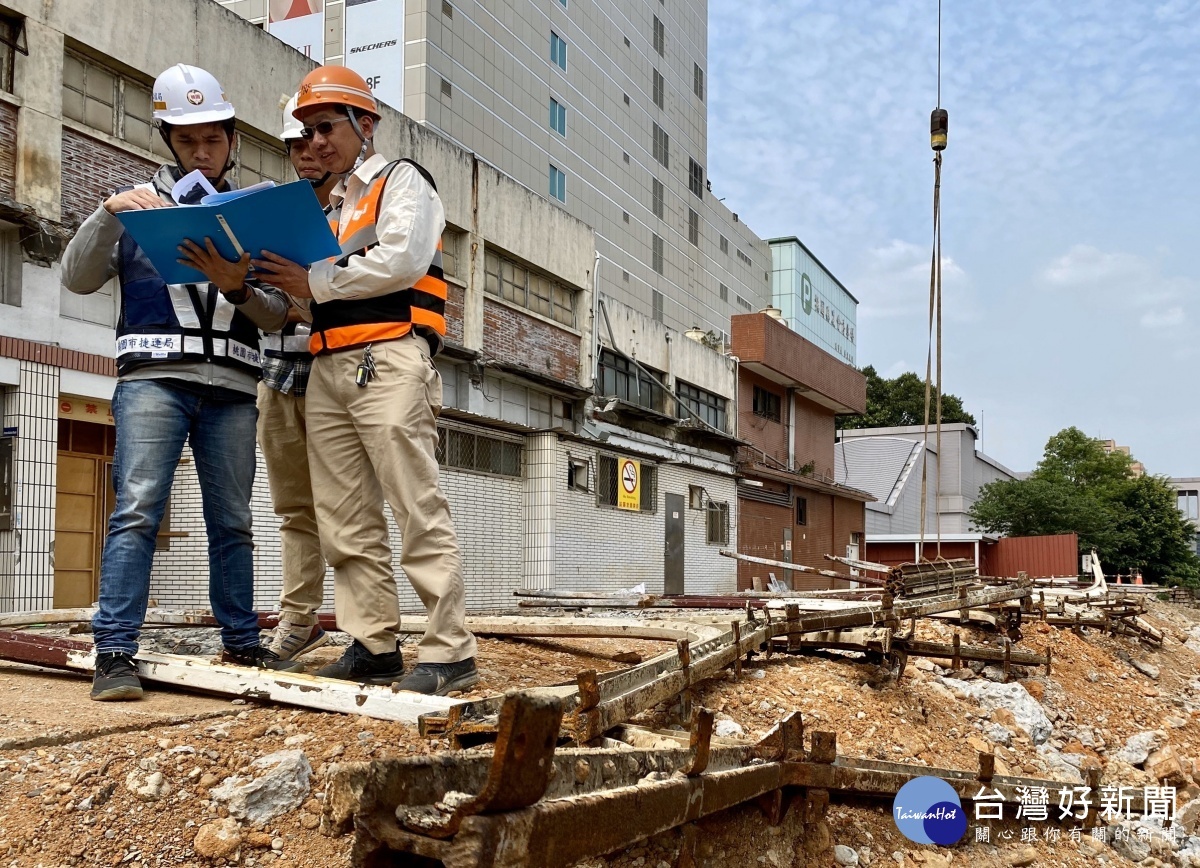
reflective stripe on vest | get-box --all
[262,322,312,359]
[309,159,447,355]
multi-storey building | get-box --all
[218,0,773,340]
[0,0,744,613]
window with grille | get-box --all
[436,426,522,477]
[652,123,670,168]
[720,235,728,254]
[484,248,577,327]
[736,249,752,267]
[0,14,19,94]
[596,454,658,511]
[693,63,705,101]
[736,295,752,311]
[706,502,729,545]
[676,380,726,430]
[597,348,667,412]
[688,158,704,198]
[753,385,781,422]
[651,233,664,274]
[62,51,173,160]
[651,178,664,219]
[719,283,728,302]
[237,135,287,187]
[687,209,699,246]
[652,69,664,109]
[652,15,665,56]
[652,290,663,323]
[550,31,568,70]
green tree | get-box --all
[970,427,1200,586]
[838,366,976,430]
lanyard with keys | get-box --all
[355,343,377,387]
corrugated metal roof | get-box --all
[835,437,925,510]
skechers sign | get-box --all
[892,776,967,846]
[344,0,404,111]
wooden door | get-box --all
[53,454,105,607]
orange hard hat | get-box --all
[294,66,379,117]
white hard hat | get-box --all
[280,93,304,141]
[152,64,236,126]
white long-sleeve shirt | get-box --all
[307,153,446,304]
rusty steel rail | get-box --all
[333,692,1119,868]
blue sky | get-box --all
[707,0,1200,475]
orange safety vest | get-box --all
[308,159,447,355]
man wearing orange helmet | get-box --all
[254,66,478,694]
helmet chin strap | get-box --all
[309,172,334,189]
[339,107,371,176]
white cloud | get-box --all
[851,239,972,321]
[1141,306,1186,329]
[1040,245,1144,289]
[1038,244,1195,328]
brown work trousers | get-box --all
[305,331,476,662]
[257,382,326,626]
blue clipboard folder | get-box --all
[114,180,342,286]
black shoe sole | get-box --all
[91,683,144,701]
[313,669,404,686]
[397,669,480,696]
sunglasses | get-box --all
[300,116,353,140]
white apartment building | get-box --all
[218,0,774,338]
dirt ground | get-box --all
[2,601,1199,867]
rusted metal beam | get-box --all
[720,549,887,587]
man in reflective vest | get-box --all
[258,95,338,662]
[62,64,303,701]
[255,66,478,695]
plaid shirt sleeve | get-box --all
[260,355,312,397]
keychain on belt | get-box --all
[356,343,377,387]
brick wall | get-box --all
[0,99,15,201]
[0,336,116,377]
[738,371,788,467]
[483,299,579,385]
[61,127,158,228]
[444,282,465,346]
[794,396,837,478]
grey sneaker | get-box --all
[269,621,330,661]
[91,651,143,701]
[394,658,479,696]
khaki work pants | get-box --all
[305,332,476,662]
[257,382,326,626]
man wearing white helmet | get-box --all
[257,95,338,663]
[61,63,300,702]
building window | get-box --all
[62,51,173,160]
[651,178,664,219]
[0,223,20,307]
[720,235,728,254]
[549,164,566,202]
[693,63,705,101]
[597,348,667,412]
[1179,490,1200,522]
[622,210,630,222]
[0,14,21,94]
[736,294,752,311]
[550,31,568,70]
[652,122,670,168]
[559,0,568,6]
[652,68,664,109]
[440,78,453,99]
[437,426,522,477]
[737,248,752,267]
[652,15,665,56]
[719,282,728,302]
[706,502,730,545]
[687,209,699,246]
[441,229,463,280]
[623,92,630,106]
[567,456,591,492]
[676,380,727,430]
[651,233,664,274]
[549,97,567,136]
[597,454,658,511]
[237,136,287,187]
[442,1,454,17]
[795,496,808,526]
[484,248,577,326]
[752,385,782,422]
[688,484,704,509]
[688,158,704,198]
[652,289,663,323]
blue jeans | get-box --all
[92,378,261,655]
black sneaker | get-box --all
[395,658,479,696]
[314,640,404,685]
[220,644,306,673]
[91,651,144,701]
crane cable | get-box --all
[918,0,947,564]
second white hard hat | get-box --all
[280,93,304,141]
